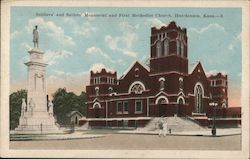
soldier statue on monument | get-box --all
[33,25,39,48]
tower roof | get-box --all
[151,21,187,34]
[90,68,117,77]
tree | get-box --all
[52,88,86,125]
[9,88,86,128]
[9,89,27,130]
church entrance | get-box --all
[93,102,101,118]
[94,109,100,118]
[156,97,168,117]
[159,104,167,116]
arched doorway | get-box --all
[177,96,186,116]
[155,96,169,116]
[93,102,101,118]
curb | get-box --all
[10,135,106,141]
[117,131,241,137]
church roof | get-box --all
[188,61,200,74]
[119,61,150,79]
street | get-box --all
[10,133,241,150]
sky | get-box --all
[10,7,242,106]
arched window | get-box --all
[129,81,145,94]
[179,77,183,90]
[155,95,169,104]
[130,84,144,94]
[181,42,184,57]
[158,98,167,104]
[194,84,203,113]
[108,87,113,94]
[176,40,180,56]
[95,87,99,96]
[163,39,169,56]
[135,68,139,77]
[156,41,162,57]
[158,77,165,90]
[93,102,101,109]
[177,96,185,104]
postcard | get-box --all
[1,0,249,158]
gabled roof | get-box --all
[119,61,150,80]
[66,111,83,117]
[188,61,200,74]
[189,61,208,79]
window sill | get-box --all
[135,111,143,114]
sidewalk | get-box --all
[10,127,241,141]
[10,132,106,141]
[118,128,241,137]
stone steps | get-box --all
[139,117,206,132]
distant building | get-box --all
[85,21,240,127]
[208,73,228,108]
[66,111,84,126]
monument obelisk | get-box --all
[15,25,61,134]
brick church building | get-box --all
[85,21,235,127]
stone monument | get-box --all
[14,26,61,134]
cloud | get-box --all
[119,21,140,30]
[86,46,110,59]
[104,21,139,58]
[85,46,119,63]
[10,30,21,39]
[47,70,89,98]
[18,43,72,66]
[63,17,97,38]
[44,50,73,65]
[105,35,118,50]
[89,63,114,73]
[46,62,115,98]
[20,42,32,50]
[187,23,232,66]
[63,17,75,25]
[206,69,227,76]
[123,50,138,57]
[73,21,97,37]
[228,32,241,50]
[105,34,138,58]
[144,18,166,29]
[26,17,75,47]
[188,23,226,34]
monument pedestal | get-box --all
[15,113,61,134]
[14,48,62,134]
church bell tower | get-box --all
[150,21,188,74]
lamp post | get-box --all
[209,102,218,136]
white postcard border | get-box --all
[1,0,249,158]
